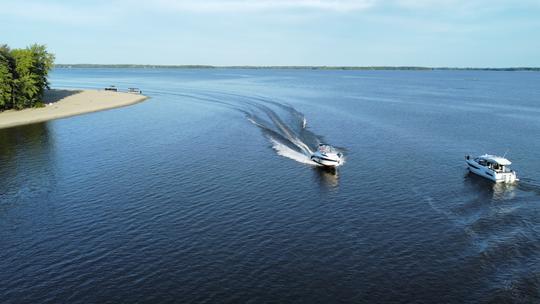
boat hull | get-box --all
[311,155,342,167]
[466,159,518,183]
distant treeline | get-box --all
[54,64,540,71]
[0,44,55,111]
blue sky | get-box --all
[1,0,539,66]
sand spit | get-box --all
[0,89,148,129]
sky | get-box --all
[1,0,539,67]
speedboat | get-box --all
[311,144,343,167]
[465,154,518,183]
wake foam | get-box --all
[269,138,317,165]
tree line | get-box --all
[0,44,55,111]
[55,64,540,71]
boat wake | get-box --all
[517,178,540,196]
[239,95,327,166]
[269,138,316,165]
[164,89,342,166]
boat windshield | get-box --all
[318,144,336,153]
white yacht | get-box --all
[311,144,343,167]
[465,154,518,183]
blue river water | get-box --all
[1,68,539,303]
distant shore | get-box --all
[0,89,148,129]
[54,64,540,71]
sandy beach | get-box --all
[0,89,148,129]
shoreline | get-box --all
[0,89,148,129]
[53,64,540,71]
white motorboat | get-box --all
[465,154,518,183]
[311,144,343,167]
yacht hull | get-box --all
[311,155,342,167]
[466,159,518,183]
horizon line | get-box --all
[54,64,540,71]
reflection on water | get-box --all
[313,166,340,189]
[0,122,55,208]
[0,122,52,158]
[464,172,517,201]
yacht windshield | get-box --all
[319,144,336,153]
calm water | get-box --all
[1,68,539,303]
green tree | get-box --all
[28,44,55,98]
[0,44,15,110]
[11,48,39,109]
[9,44,55,109]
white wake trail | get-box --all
[269,138,318,166]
